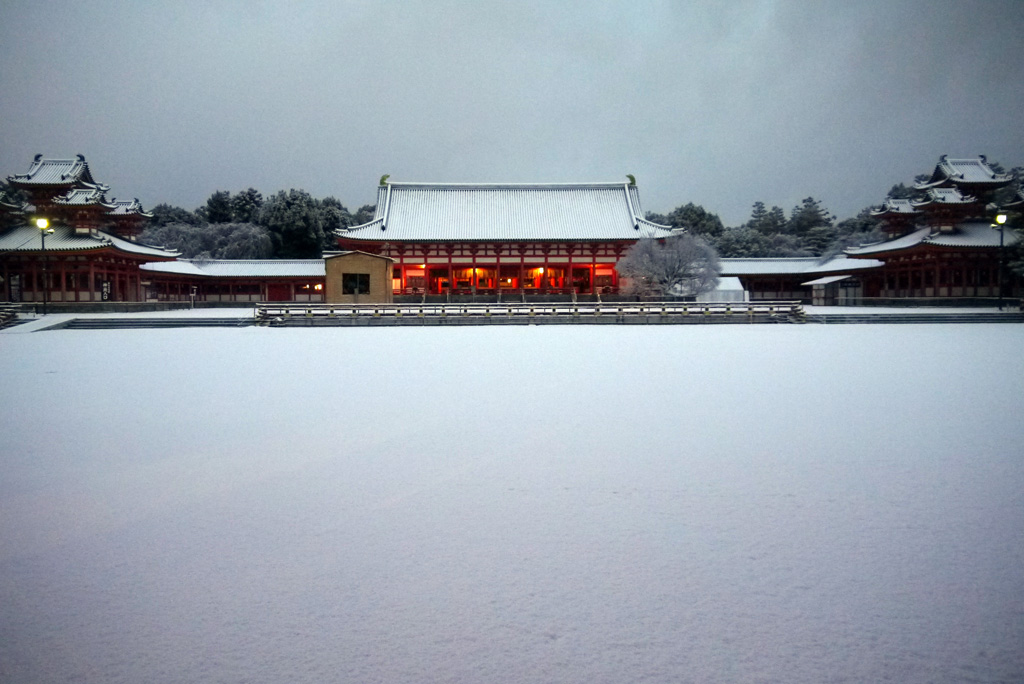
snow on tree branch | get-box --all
[615,234,720,297]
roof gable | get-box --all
[324,250,393,263]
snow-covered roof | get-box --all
[141,259,326,278]
[911,186,976,207]
[720,258,820,275]
[52,186,115,209]
[719,256,883,277]
[7,154,103,188]
[108,198,153,218]
[0,223,178,258]
[846,221,1018,256]
[1001,188,1024,209]
[846,227,931,256]
[803,256,885,273]
[713,276,744,290]
[915,155,1013,190]
[802,274,851,286]
[337,181,675,242]
[871,198,920,217]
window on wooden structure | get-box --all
[342,273,371,294]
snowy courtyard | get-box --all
[1,323,1022,683]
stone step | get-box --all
[56,318,253,330]
[806,313,1024,325]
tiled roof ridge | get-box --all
[179,258,323,264]
[384,181,640,190]
[720,257,819,262]
[635,215,673,231]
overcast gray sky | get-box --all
[2,0,1022,226]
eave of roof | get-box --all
[846,221,1018,257]
[0,223,178,259]
[141,259,325,278]
[911,187,977,207]
[52,187,115,209]
[802,274,851,286]
[719,256,883,277]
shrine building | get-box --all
[335,179,677,297]
[719,156,1021,305]
[845,155,1020,300]
[1,155,178,303]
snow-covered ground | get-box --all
[1,324,1022,684]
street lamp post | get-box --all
[35,218,54,315]
[992,213,1007,311]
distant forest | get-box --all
[138,189,377,260]
[645,161,1023,262]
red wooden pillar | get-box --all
[57,258,67,302]
[541,244,551,293]
[566,243,574,296]
[493,243,500,293]
[396,244,406,293]
[446,244,454,295]
[30,259,39,301]
[470,243,478,293]
[517,243,527,294]
[612,244,625,290]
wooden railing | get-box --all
[0,304,21,327]
[255,301,804,324]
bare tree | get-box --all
[616,234,720,297]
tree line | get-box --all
[140,189,376,260]
[647,162,1023,263]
